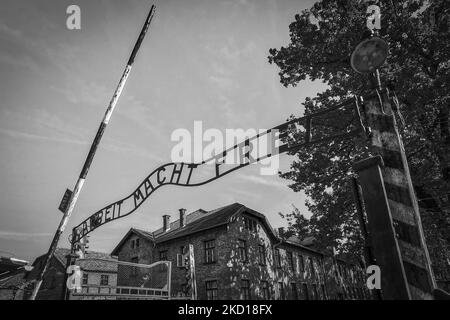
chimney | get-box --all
[278,227,284,238]
[163,215,171,232]
[179,208,187,228]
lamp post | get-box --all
[351,3,437,299]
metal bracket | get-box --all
[355,95,373,140]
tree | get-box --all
[268,0,450,267]
[279,205,312,241]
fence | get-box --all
[70,258,171,300]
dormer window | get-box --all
[131,238,140,249]
[243,216,257,232]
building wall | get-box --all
[335,260,371,300]
[153,225,230,299]
[0,272,27,300]
[276,242,326,300]
[115,211,368,300]
[81,271,117,294]
[117,235,154,265]
[24,256,66,300]
[221,213,331,300]
[219,213,276,300]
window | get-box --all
[318,259,323,275]
[244,216,257,232]
[135,238,140,248]
[359,287,365,299]
[274,248,281,268]
[159,250,168,261]
[261,281,270,300]
[204,240,216,263]
[131,256,138,275]
[48,272,57,289]
[131,239,135,249]
[313,284,319,300]
[309,257,315,277]
[290,283,298,300]
[278,282,285,300]
[286,251,294,271]
[159,250,168,271]
[302,283,309,300]
[181,284,188,295]
[241,279,251,300]
[299,254,305,272]
[100,275,109,286]
[206,280,218,300]
[342,287,347,299]
[238,239,248,262]
[82,273,88,285]
[258,245,266,265]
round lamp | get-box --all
[350,37,388,74]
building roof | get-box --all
[112,202,329,257]
[154,203,245,243]
[152,208,208,237]
[76,251,117,273]
[0,256,29,275]
[299,236,316,247]
[110,203,364,268]
[0,257,29,289]
[110,228,155,256]
[29,248,117,277]
[111,204,239,255]
[282,235,324,256]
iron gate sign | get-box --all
[72,97,364,243]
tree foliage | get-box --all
[269,0,450,266]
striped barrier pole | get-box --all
[29,4,156,300]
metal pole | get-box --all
[30,4,156,300]
[167,261,172,300]
[350,177,382,300]
[350,178,373,266]
[188,244,197,300]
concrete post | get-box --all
[354,89,436,299]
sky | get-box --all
[0,0,328,261]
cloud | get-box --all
[0,21,52,74]
[238,172,286,188]
[0,127,163,161]
[0,21,23,42]
[49,81,108,107]
[0,127,87,145]
[0,51,40,73]
[50,81,168,143]
[229,188,262,200]
[0,230,52,241]
[101,139,164,162]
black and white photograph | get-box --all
[0,0,449,307]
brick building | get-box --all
[0,257,30,300]
[111,202,369,300]
[25,248,117,300]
